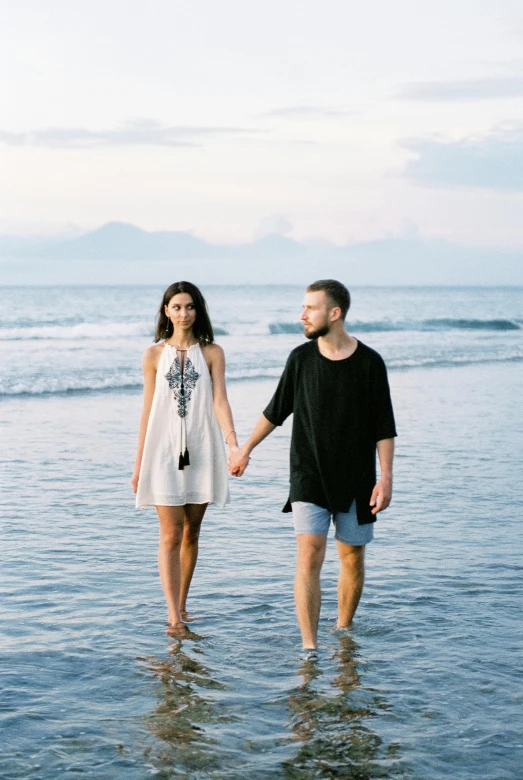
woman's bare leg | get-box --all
[180,503,208,615]
[156,505,185,627]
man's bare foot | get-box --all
[166,621,188,638]
[330,622,353,633]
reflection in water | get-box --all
[138,641,234,776]
[283,636,406,779]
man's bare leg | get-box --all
[179,502,208,616]
[336,542,365,628]
[294,534,327,649]
[156,505,186,633]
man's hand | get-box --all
[370,475,392,514]
[228,445,250,477]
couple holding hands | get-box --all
[132,279,396,658]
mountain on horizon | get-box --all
[0,221,521,285]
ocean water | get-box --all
[1,285,522,396]
[1,285,523,779]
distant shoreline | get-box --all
[1,282,523,289]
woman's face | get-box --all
[165,293,197,332]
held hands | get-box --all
[228,445,250,477]
[370,475,392,515]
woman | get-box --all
[131,281,238,636]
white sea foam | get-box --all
[0,375,142,397]
[0,321,154,341]
[1,351,522,397]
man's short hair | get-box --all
[307,279,351,320]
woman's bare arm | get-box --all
[206,344,238,451]
[131,346,159,493]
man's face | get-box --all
[300,290,332,339]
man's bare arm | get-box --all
[370,438,394,514]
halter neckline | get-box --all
[165,341,199,351]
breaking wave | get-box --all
[0,322,228,340]
[269,318,521,334]
[2,354,522,398]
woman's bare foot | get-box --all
[166,621,188,638]
[181,610,195,623]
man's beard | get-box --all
[304,323,330,340]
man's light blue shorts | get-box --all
[292,500,374,546]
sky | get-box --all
[1,0,523,248]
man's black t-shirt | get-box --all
[263,339,397,524]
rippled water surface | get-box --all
[2,285,523,778]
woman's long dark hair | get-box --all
[154,281,214,344]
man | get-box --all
[229,280,397,659]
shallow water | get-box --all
[1,361,523,779]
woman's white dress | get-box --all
[136,343,230,508]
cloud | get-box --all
[396,77,523,101]
[263,105,355,119]
[0,119,256,148]
[401,128,523,192]
[254,213,293,238]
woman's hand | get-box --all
[131,470,140,494]
[227,444,239,475]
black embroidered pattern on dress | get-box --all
[165,356,200,418]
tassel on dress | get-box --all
[178,377,186,470]
[172,353,193,471]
